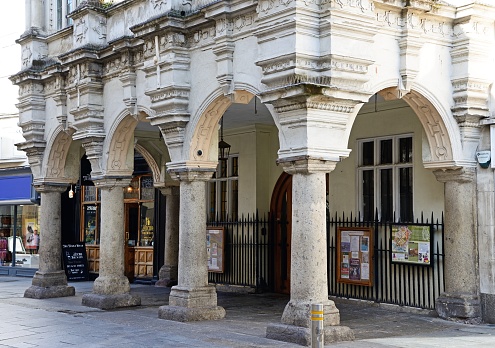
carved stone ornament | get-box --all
[74,19,88,43]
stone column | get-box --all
[158,170,225,321]
[266,159,353,346]
[82,178,141,309]
[25,185,75,299]
[156,186,180,287]
[434,167,481,322]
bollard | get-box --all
[311,303,324,348]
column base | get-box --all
[155,265,178,287]
[436,293,481,323]
[24,270,75,299]
[481,293,495,324]
[266,323,354,346]
[158,285,226,322]
[168,285,218,307]
[158,305,226,322]
[82,293,141,310]
[281,299,340,327]
[93,275,131,295]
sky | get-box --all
[0,1,24,116]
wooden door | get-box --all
[270,172,292,294]
[124,203,139,282]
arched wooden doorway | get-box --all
[270,172,292,294]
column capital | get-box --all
[93,177,132,189]
[159,185,180,196]
[433,167,476,184]
[33,182,68,193]
[167,161,217,182]
[278,157,338,175]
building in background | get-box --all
[0,2,40,276]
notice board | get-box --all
[337,227,373,286]
[62,242,89,281]
[391,224,432,266]
[206,227,225,273]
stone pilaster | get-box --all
[82,178,141,309]
[25,185,75,299]
[266,159,354,346]
[158,170,225,322]
[433,167,481,322]
[156,186,180,287]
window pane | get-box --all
[362,170,374,220]
[84,186,97,202]
[362,141,374,166]
[231,180,238,220]
[209,182,216,220]
[140,175,154,201]
[139,202,154,246]
[380,169,393,222]
[84,205,97,244]
[220,181,227,220]
[218,159,227,178]
[231,156,238,177]
[400,167,413,221]
[399,137,413,163]
[380,139,393,164]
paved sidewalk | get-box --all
[0,276,494,347]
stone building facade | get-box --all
[11,0,495,345]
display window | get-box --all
[0,205,41,268]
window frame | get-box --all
[207,155,239,221]
[357,134,413,222]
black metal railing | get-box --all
[207,210,445,309]
[207,212,272,291]
[327,211,445,309]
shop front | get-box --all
[0,168,40,277]
[76,151,164,283]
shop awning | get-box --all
[0,175,34,205]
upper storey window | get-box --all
[56,0,80,30]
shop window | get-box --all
[82,186,100,244]
[207,155,239,221]
[358,135,413,222]
[0,205,40,268]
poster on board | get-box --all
[337,227,373,286]
[206,227,225,273]
[391,224,432,265]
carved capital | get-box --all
[279,157,338,175]
[166,161,217,182]
[433,167,476,184]
[93,177,133,190]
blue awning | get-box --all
[0,175,34,205]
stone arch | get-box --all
[134,142,162,184]
[187,88,263,162]
[105,109,146,176]
[43,126,78,182]
[375,82,462,169]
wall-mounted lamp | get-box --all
[218,116,231,160]
[69,185,75,199]
[127,185,133,193]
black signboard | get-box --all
[62,243,89,281]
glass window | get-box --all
[139,202,154,246]
[358,135,413,222]
[207,155,239,221]
[83,204,98,244]
[0,205,40,268]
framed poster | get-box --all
[337,227,373,286]
[207,227,225,273]
[391,224,432,266]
